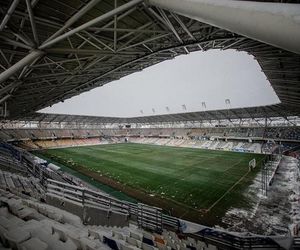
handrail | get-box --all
[47,178,166,232]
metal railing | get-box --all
[261,155,282,196]
[47,179,168,232]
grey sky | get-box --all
[41,49,280,118]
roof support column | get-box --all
[147,0,300,54]
[0,50,44,84]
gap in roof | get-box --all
[40,50,280,118]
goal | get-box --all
[248,158,256,171]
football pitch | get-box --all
[39,143,265,221]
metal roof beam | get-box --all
[156,7,183,43]
[118,33,169,51]
[40,0,144,50]
[0,50,44,84]
[44,0,104,43]
[0,81,22,96]
[0,94,11,105]
[29,56,93,68]
[271,85,300,92]
[82,30,114,52]
[25,0,39,45]
[86,27,166,34]
[76,7,138,51]
[45,48,144,56]
[0,0,20,31]
[171,13,195,40]
[0,35,32,50]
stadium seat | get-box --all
[141,242,158,250]
[126,235,142,248]
[4,228,31,249]
[18,237,48,250]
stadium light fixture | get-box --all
[225,99,231,105]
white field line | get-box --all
[217,158,266,214]
[223,158,244,173]
[206,169,251,212]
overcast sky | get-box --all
[40,49,280,118]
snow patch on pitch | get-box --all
[221,156,300,235]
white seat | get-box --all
[0,216,25,230]
[4,228,31,249]
[0,208,9,218]
[0,225,8,247]
[143,232,154,241]
[88,229,101,240]
[18,237,48,250]
[54,238,78,250]
[113,231,125,240]
[126,236,141,248]
[15,207,36,220]
[142,242,158,250]
[6,199,24,215]
[156,242,170,250]
[207,244,218,250]
[79,237,99,250]
[130,231,142,241]
[120,242,140,250]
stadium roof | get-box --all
[0,0,300,119]
[12,104,299,124]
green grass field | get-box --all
[39,143,265,214]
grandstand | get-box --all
[0,0,300,249]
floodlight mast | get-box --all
[147,0,300,54]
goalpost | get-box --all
[248,158,256,171]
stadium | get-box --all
[0,0,300,249]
